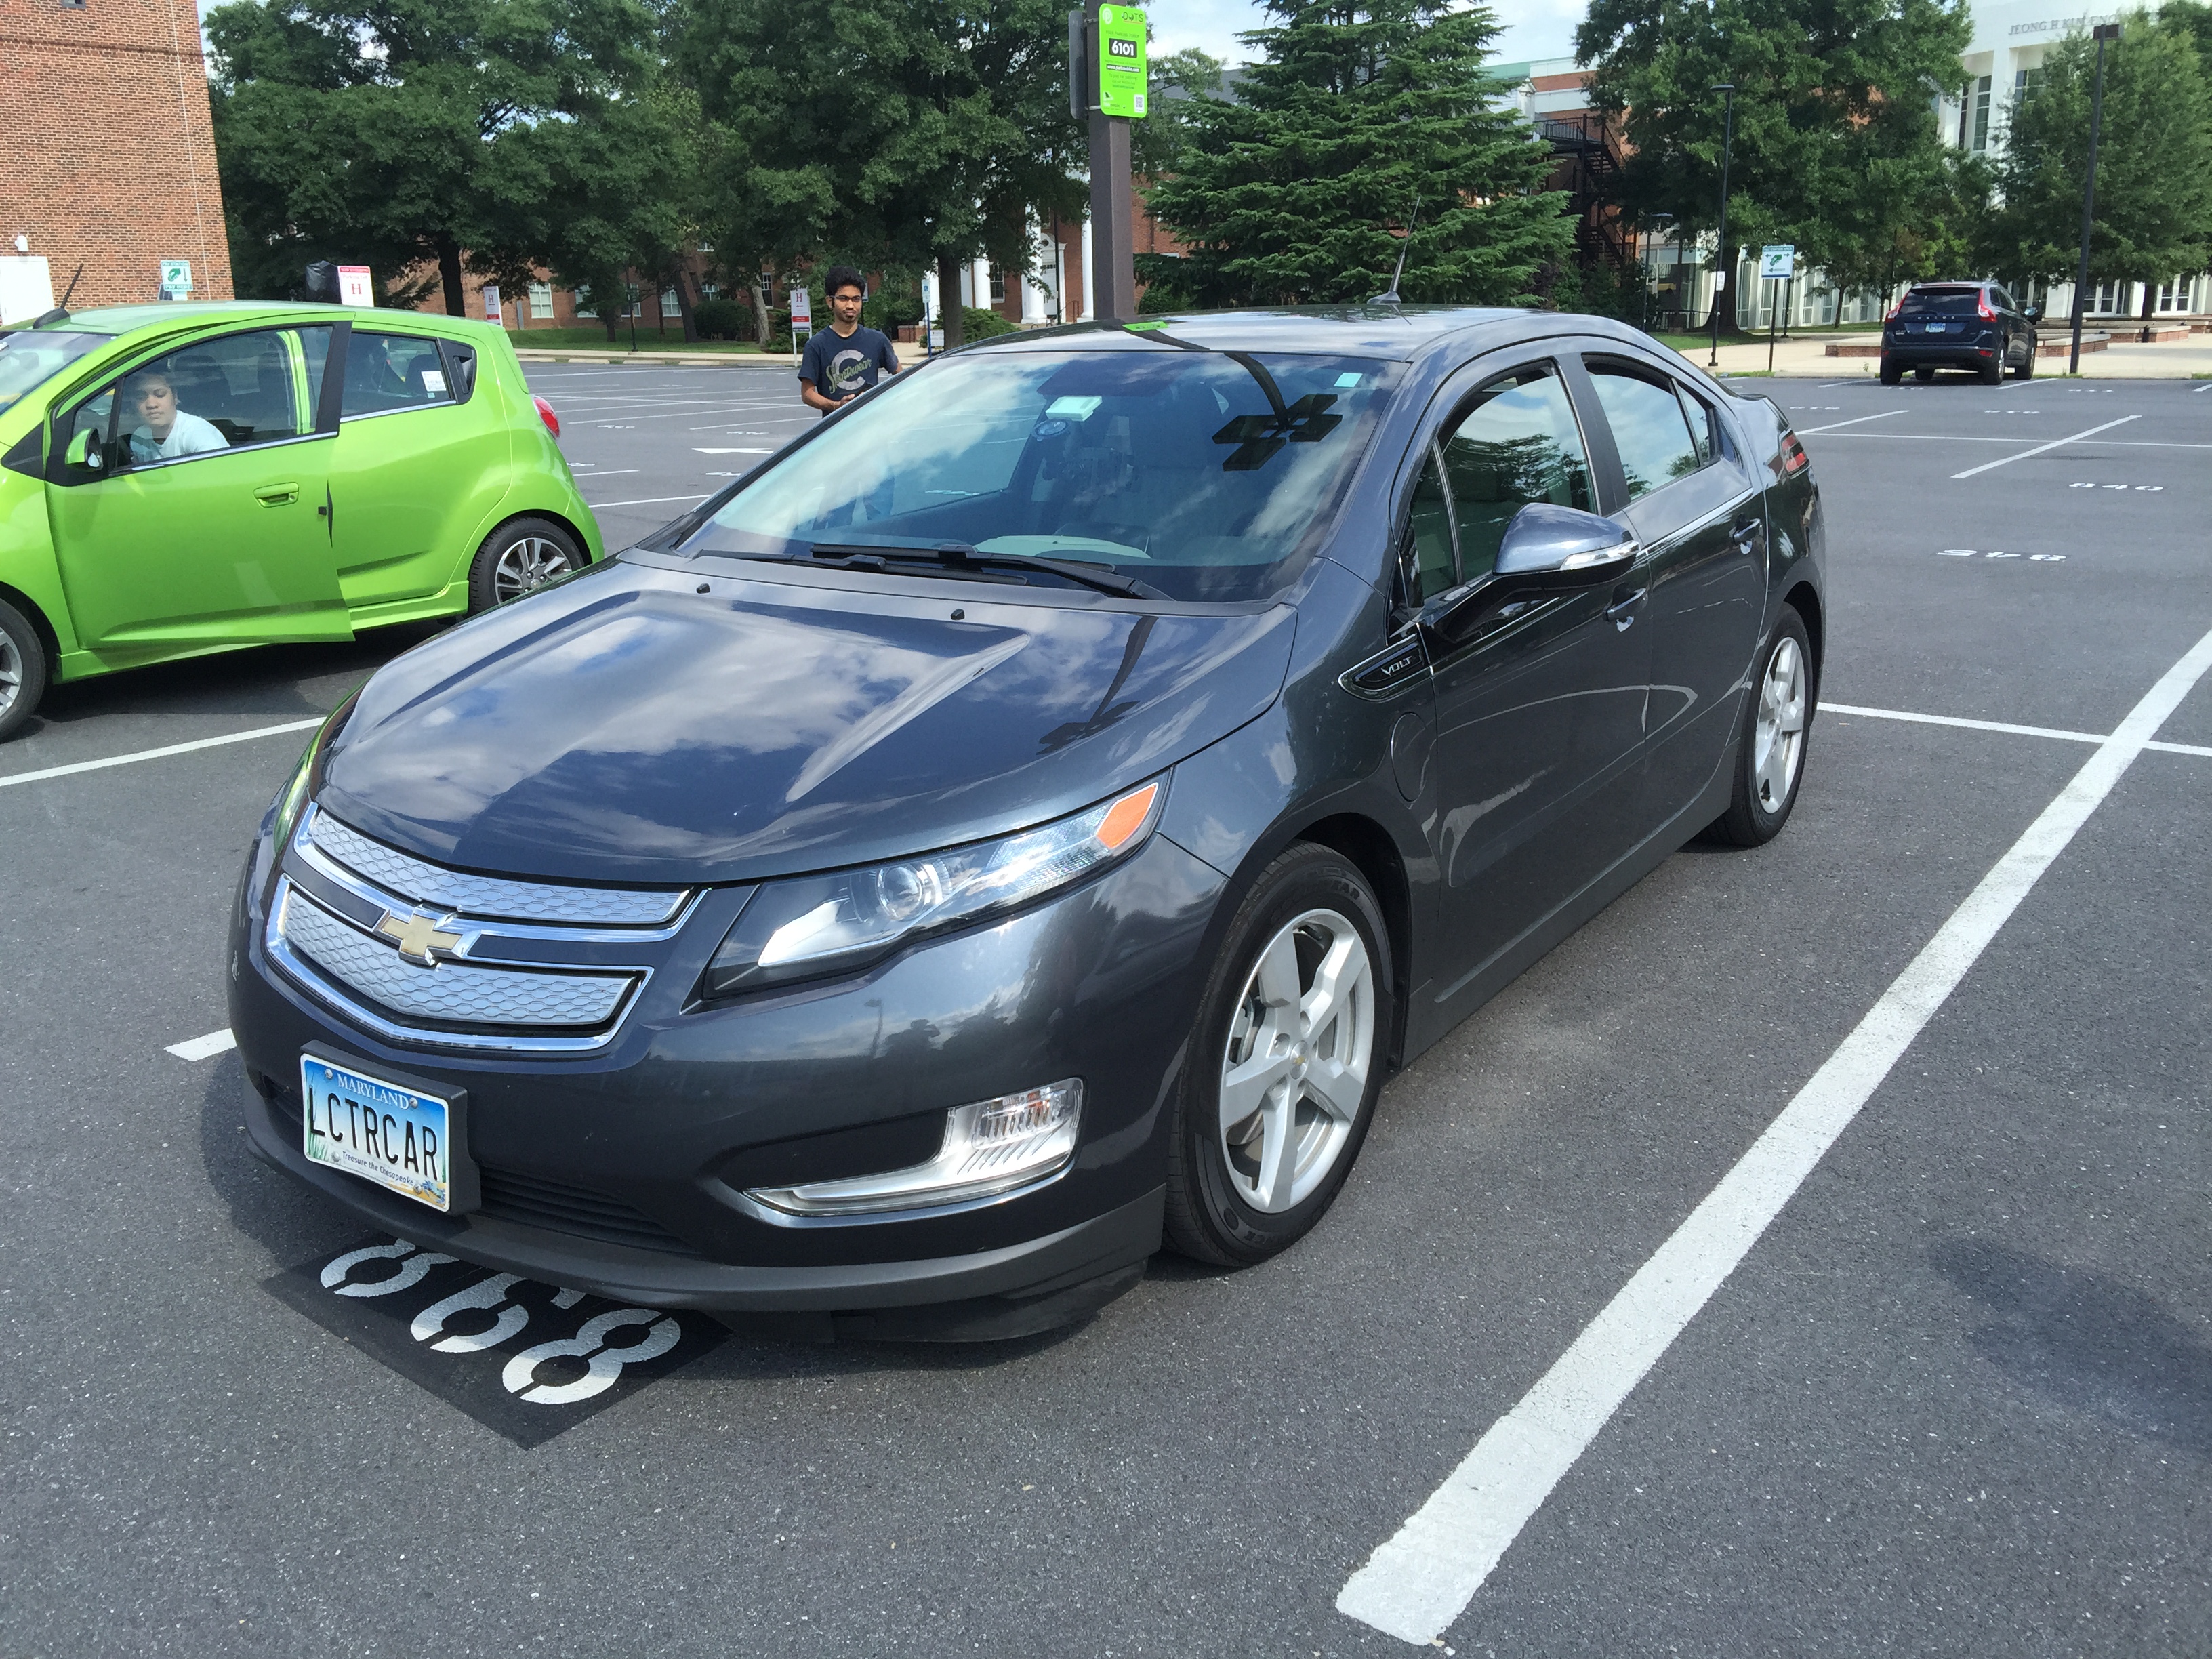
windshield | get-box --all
[1899,289,1983,316]
[0,329,112,413]
[686,346,1398,602]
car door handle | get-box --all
[1605,588,1647,630]
[254,483,301,506]
[1731,518,1763,551]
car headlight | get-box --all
[701,778,1164,998]
[269,692,359,850]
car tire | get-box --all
[1705,608,1814,848]
[467,516,587,613]
[0,596,50,743]
[1978,355,2003,385]
[1879,357,1902,386]
[2009,344,2034,380]
[1914,367,1935,383]
[1164,844,1394,1267]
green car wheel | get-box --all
[0,596,50,743]
[469,516,586,611]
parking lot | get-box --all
[3,361,2207,1656]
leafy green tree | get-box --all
[679,0,1085,349]
[1977,13,2212,319]
[209,0,656,313]
[1141,0,1570,307]
[1577,0,1972,327]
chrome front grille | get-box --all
[266,804,697,1053]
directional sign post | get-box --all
[1760,244,1795,373]
[1070,4,1147,321]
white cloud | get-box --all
[1152,0,1585,68]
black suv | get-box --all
[1880,281,2040,384]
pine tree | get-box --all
[1141,0,1571,308]
[1577,0,1973,318]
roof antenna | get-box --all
[1371,195,1422,306]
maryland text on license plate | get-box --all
[302,1054,451,1210]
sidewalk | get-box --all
[1698,330,2212,380]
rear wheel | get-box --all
[2009,342,2035,380]
[468,516,586,613]
[0,596,49,743]
[1164,844,1393,1267]
[1879,357,1903,386]
[1978,354,2004,386]
[1706,609,1814,848]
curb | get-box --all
[512,349,800,368]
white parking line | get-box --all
[1335,621,2212,1647]
[584,493,710,510]
[166,1027,236,1062]
[1826,701,2212,758]
[694,447,774,455]
[1793,409,1906,434]
[1950,414,2139,478]
[0,717,323,790]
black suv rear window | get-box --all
[1899,288,1983,315]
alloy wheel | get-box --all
[1753,635,1808,813]
[0,630,20,720]
[1217,907,1376,1214]
[491,537,579,603]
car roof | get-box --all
[970,304,1543,363]
[47,300,499,340]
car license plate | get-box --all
[302,1053,453,1211]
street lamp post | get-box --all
[1709,82,1736,367]
[2069,22,2121,375]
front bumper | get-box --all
[228,816,1228,1317]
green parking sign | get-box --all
[1098,5,1148,119]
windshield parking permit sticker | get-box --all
[265,1237,724,1446]
[1046,395,1102,419]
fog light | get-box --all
[741,1080,1084,1220]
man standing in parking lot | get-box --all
[798,266,900,416]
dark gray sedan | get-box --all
[228,307,1826,1338]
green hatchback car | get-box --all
[0,301,603,739]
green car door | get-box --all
[329,326,512,616]
[45,323,351,655]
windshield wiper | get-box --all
[808,541,1166,600]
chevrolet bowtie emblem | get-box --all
[375,909,464,966]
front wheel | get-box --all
[468,516,586,613]
[1706,609,1814,848]
[1164,844,1394,1267]
[0,596,50,743]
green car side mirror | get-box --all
[64,428,102,472]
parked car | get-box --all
[1879,281,2040,384]
[0,302,601,740]
[228,308,1826,1339]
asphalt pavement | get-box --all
[1,362,2207,1657]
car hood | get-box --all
[319,560,1296,884]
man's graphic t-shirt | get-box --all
[799,325,900,415]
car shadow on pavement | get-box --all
[24,621,449,736]
[1929,1237,2212,1460]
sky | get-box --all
[1151,0,1584,67]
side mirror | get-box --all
[1421,504,1639,649]
[2024,304,2043,324]
[64,428,101,472]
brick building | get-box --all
[0,0,232,309]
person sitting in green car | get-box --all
[125,367,228,462]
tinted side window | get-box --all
[1589,367,1698,501]
[342,331,456,418]
[1400,445,1456,604]
[1437,364,1593,581]
[1675,384,1715,466]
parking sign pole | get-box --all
[1073,5,1146,323]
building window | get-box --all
[1969,75,1993,152]
[989,268,1007,304]
[528,281,553,319]
[661,288,681,317]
